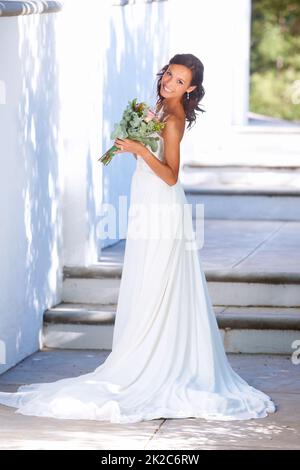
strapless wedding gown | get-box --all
[0,135,276,423]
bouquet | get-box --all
[98,98,166,165]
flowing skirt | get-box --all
[0,166,276,423]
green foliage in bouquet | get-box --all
[98,98,166,165]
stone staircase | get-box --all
[181,163,300,220]
[43,299,300,354]
[42,249,300,354]
[180,124,300,221]
[60,261,300,308]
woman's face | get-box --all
[160,64,194,101]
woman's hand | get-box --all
[114,138,147,157]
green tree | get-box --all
[250,0,300,121]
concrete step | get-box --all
[62,263,300,307]
[63,264,121,305]
[43,302,300,354]
[183,124,300,168]
[181,164,300,220]
[181,163,300,190]
[44,303,116,350]
[185,191,300,221]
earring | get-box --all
[187,91,190,100]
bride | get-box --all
[0,54,276,423]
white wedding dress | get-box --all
[0,134,276,423]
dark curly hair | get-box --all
[155,53,206,130]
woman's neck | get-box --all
[157,99,184,117]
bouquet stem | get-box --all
[98,145,119,165]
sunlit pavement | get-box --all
[0,350,299,450]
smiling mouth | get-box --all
[163,84,173,93]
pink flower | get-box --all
[144,109,156,123]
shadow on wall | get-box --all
[0,13,63,373]
[99,2,169,252]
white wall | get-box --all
[0,10,63,373]
[56,0,170,256]
[0,1,106,373]
[55,0,103,265]
[99,0,171,249]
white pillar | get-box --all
[231,0,252,125]
[56,0,104,266]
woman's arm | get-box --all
[140,116,182,186]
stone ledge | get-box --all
[0,1,62,17]
[183,185,300,197]
[44,302,300,330]
[44,302,116,325]
[183,163,300,171]
[64,263,123,280]
[205,270,300,285]
[63,263,300,285]
[232,124,300,134]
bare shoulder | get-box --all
[161,111,185,143]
